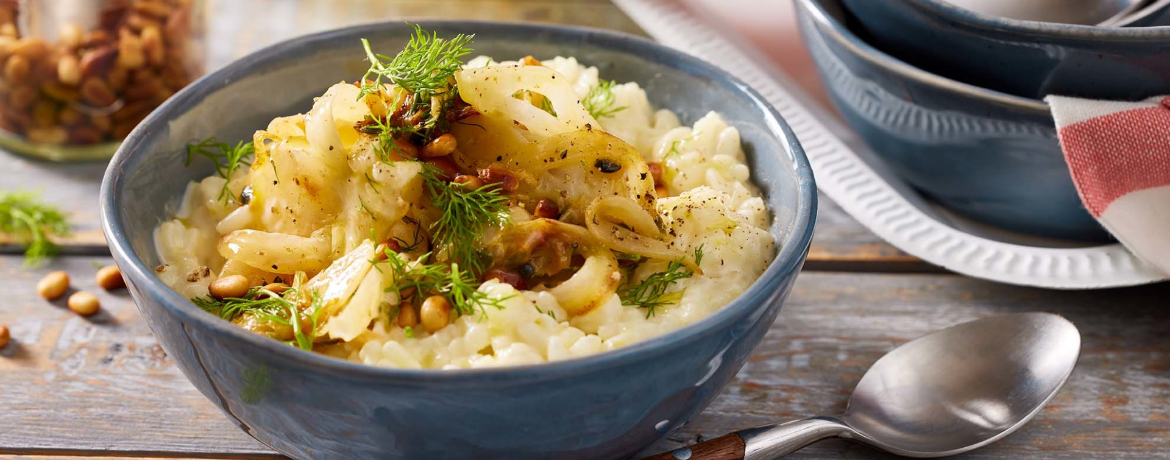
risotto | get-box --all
[154,27,775,369]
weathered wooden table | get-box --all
[0,1,1165,459]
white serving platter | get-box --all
[615,0,1168,289]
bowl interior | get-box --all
[103,21,814,369]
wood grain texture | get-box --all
[1,256,1166,459]
[0,257,272,457]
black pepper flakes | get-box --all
[594,158,622,173]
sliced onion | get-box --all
[547,252,620,316]
[586,196,688,265]
[456,65,598,139]
[319,259,383,341]
[304,239,376,319]
[217,228,332,274]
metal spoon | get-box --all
[645,313,1081,460]
[940,0,1146,25]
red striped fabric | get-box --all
[1057,97,1170,217]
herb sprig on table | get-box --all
[619,245,704,317]
[0,191,72,268]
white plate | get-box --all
[615,0,1167,289]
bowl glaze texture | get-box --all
[839,0,1170,100]
[797,0,1107,241]
[99,21,817,460]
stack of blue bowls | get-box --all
[795,0,1170,241]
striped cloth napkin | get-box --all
[1046,95,1170,275]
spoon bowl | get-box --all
[648,313,1081,459]
[843,313,1081,456]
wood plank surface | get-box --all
[1,256,1164,459]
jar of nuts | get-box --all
[0,0,204,161]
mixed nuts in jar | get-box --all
[0,0,204,160]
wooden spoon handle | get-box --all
[641,433,746,460]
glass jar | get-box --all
[0,0,205,161]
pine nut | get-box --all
[95,265,126,291]
[117,30,145,70]
[4,54,29,82]
[59,23,83,49]
[57,55,81,85]
[140,26,164,67]
[80,78,116,107]
[397,303,418,328]
[68,291,101,316]
[208,275,251,300]
[533,199,560,219]
[421,133,457,158]
[420,296,451,333]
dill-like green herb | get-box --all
[373,249,511,318]
[393,216,425,252]
[358,25,472,145]
[513,90,557,116]
[364,93,428,164]
[540,96,556,116]
[663,131,701,159]
[404,326,415,338]
[534,304,557,320]
[185,137,255,203]
[191,276,323,351]
[358,25,473,101]
[0,190,71,268]
[264,290,325,351]
[418,163,510,274]
[619,245,705,317]
[582,79,627,120]
[192,285,286,320]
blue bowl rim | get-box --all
[99,20,817,384]
[902,0,1170,37]
[799,0,1051,115]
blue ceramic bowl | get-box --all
[797,0,1107,241]
[99,21,816,460]
[838,0,1170,100]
